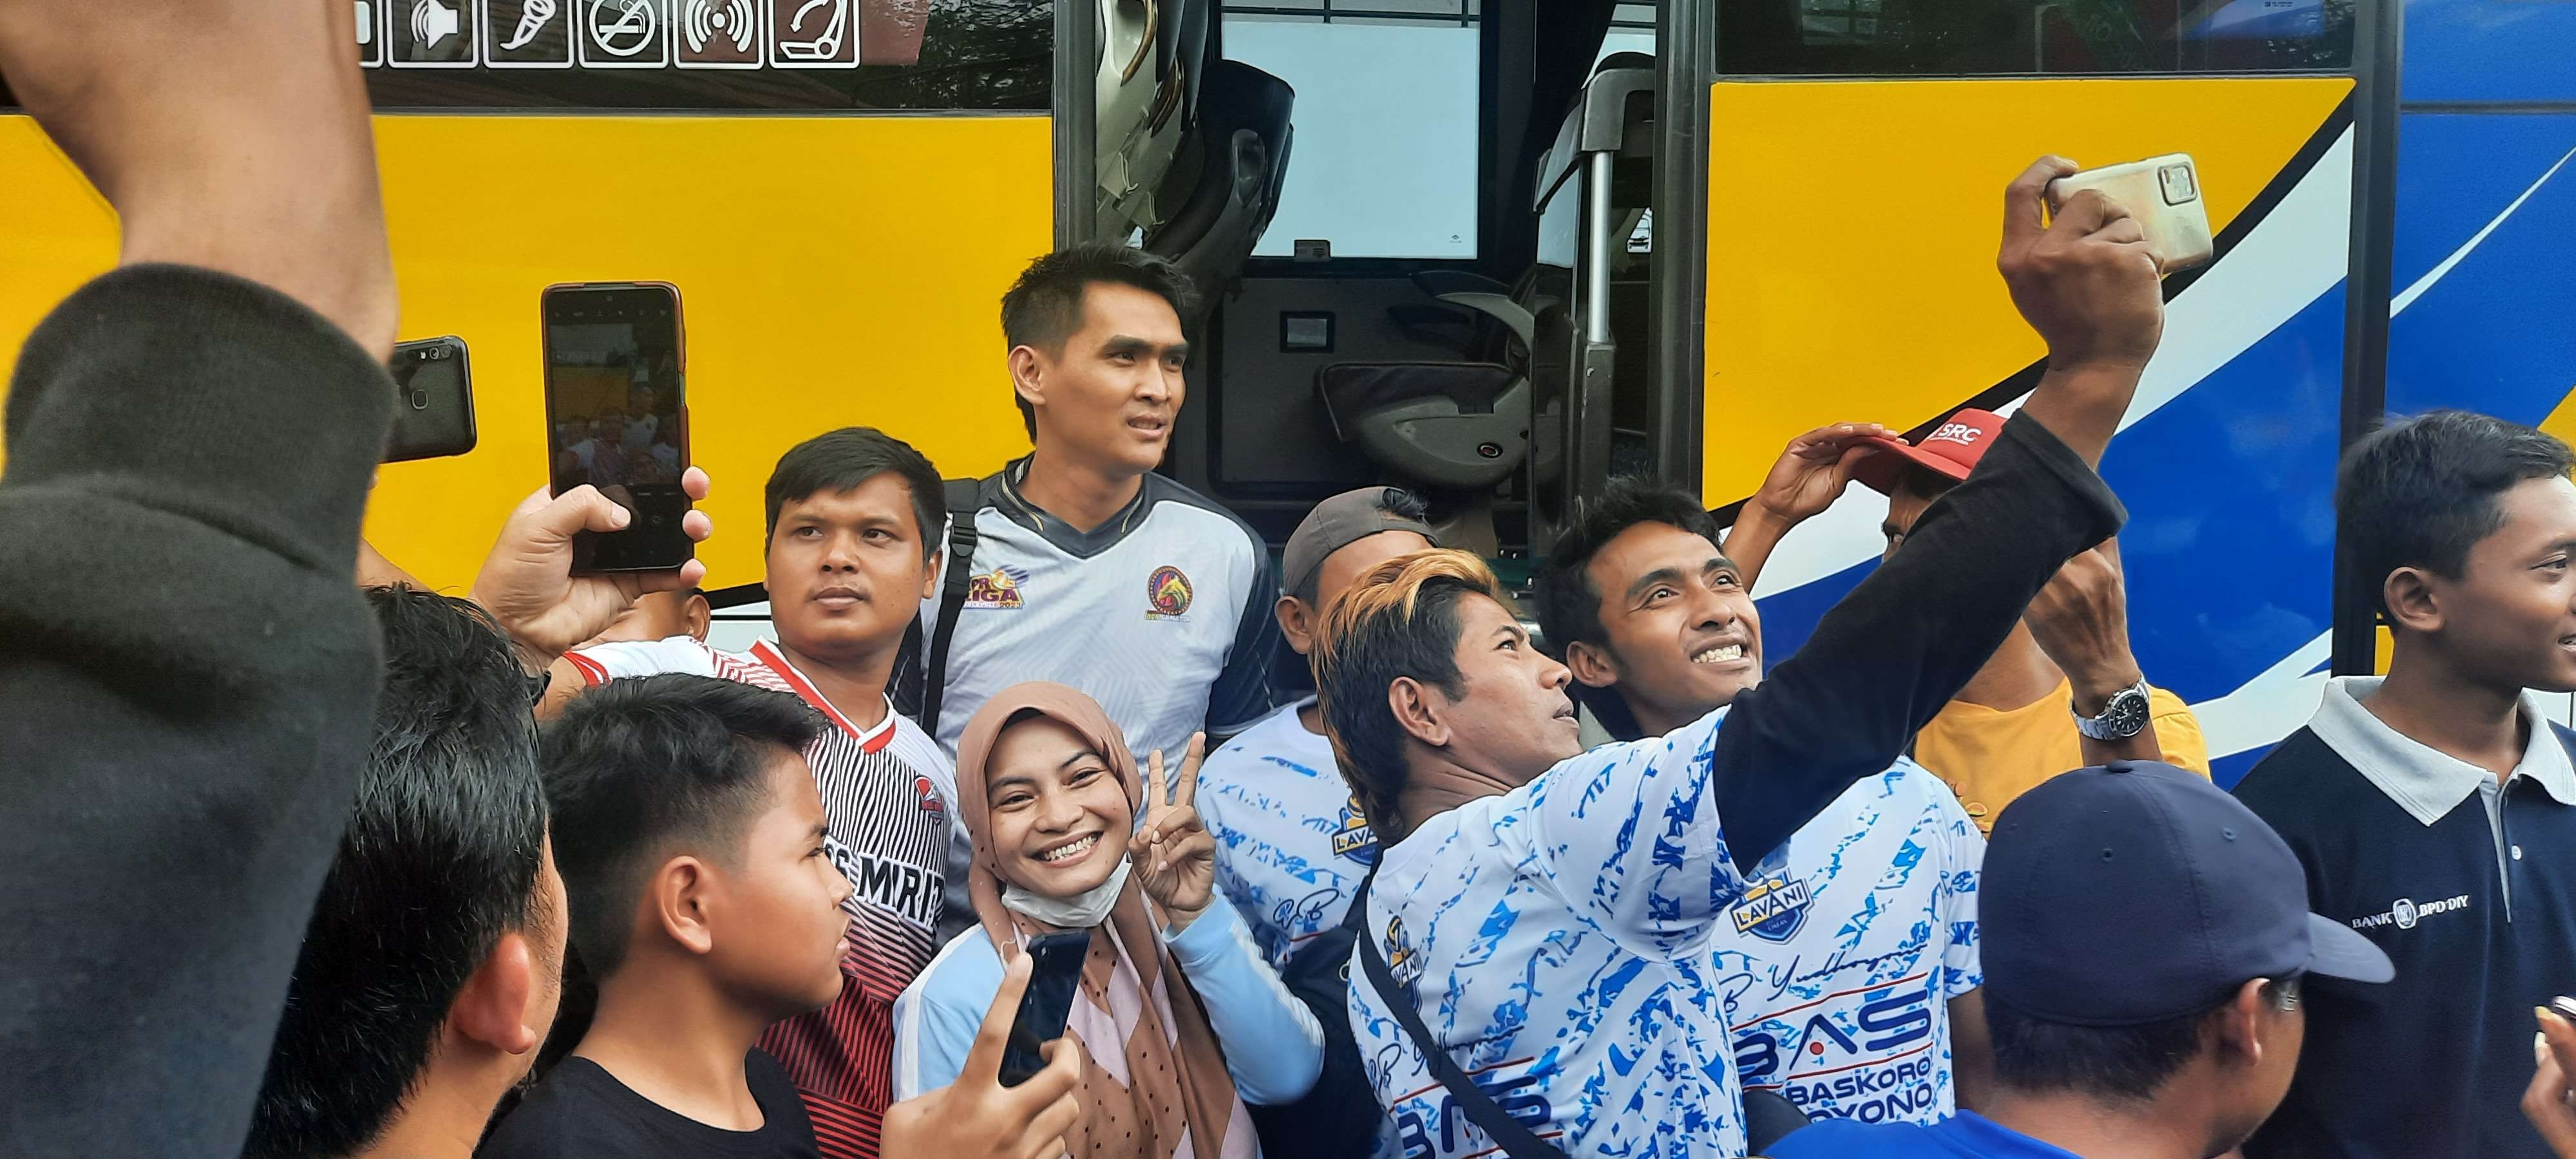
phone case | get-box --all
[383,336,478,463]
[2047,153,2215,274]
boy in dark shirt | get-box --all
[2234,410,2576,1159]
[488,675,856,1158]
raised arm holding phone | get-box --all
[1321,155,2167,1159]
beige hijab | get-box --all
[953,683,1255,1159]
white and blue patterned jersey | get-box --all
[1350,708,1757,1159]
[1346,414,2127,1159]
[1199,698,1378,970]
[1714,761,1984,1127]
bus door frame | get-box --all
[1648,0,1715,490]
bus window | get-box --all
[1225,10,1482,258]
[1714,0,2356,75]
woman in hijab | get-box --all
[892,683,1325,1159]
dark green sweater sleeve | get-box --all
[0,265,392,1157]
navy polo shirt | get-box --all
[2233,677,2576,1159]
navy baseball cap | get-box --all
[1982,761,2393,1026]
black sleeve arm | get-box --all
[1711,413,2126,870]
[0,265,392,1158]
[1205,538,1284,741]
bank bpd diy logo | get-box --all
[1146,565,1194,619]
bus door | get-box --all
[1678,0,2358,783]
[1164,1,1649,577]
[1526,55,1657,556]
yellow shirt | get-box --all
[1911,678,2210,833]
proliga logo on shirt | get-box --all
[965,565,1029,610]
[1146,565,1194,619]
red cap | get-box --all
[1852,408,2008,496]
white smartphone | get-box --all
[2047,153,2214,274]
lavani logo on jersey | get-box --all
[965,565,1028,610]
[1146,565,1194,619]
[1730,872,1815,944]
[1332,795,1379,863]
[1383,916,1425,988]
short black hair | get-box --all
[1533,478,1722,739]
[245,587,550,1159]
[2340,410,2575,622]
[1535,476,1723,655]
[1311,551,1503,842]
[538,674,826,978]
[999,243,1198,439]
[764,426,946,560]
[1989,976,2300,1102]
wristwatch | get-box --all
[2072,678,2153,741]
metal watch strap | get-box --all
[2073,677,2152,740]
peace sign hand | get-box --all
[1131,733,1218,932]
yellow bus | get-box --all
[10,0,2573,786]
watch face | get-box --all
[2103,687,2151,739]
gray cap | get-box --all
[1282,487,1438,601]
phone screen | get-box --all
[542,284,691,571]
[1000,931,1094,1087]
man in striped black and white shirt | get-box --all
[549,427,959,1159]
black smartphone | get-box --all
[999,930,1094,1087]
[540,283,692,572]
[383,335,477,462]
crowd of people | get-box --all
[8,5,2576,1159]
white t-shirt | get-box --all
[1198,698,1378,970]
[1712,761,1984,1126]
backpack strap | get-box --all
[1354,891,1567,1159]
[919,478,985,738]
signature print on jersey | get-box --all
[1146,565,1194,619]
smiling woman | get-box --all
[892,681,1325,1159]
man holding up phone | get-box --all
[1314,158,2162,1158]
[545,428,962,1159]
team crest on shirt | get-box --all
[913,775,945,814]
[1145,565,1194,619]
[1331,795,1379,865]
[1383,917,1425,988]
[1730,872,1815,944]
[965,565,1029,610]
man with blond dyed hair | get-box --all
[1314,153,2165,1159]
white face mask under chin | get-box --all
[1003,859,1132,929]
